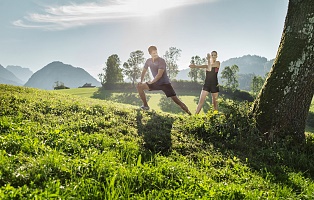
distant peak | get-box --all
[49,61,64,64]
[44,61,70,68]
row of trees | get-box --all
[98,47,266,95]
[99,47,183,87]
[99,47,212,86]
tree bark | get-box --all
[252,0,314,142]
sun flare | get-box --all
[128,0,182,16]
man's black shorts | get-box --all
[146,82,176,97]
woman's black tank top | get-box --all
[204,67,218,85]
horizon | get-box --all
[2,53,274,81]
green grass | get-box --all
[56,87,216,114]
[1,84,314,199]
[57,87,314,126]
[55,87,99,98]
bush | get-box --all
[177,99,259,150]
[220,86,254,102]
[54,85,70,90]
[171,80,202,91]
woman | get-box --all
[189,51,220,114]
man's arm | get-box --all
[150,69,164,84]
[140,68,148,82]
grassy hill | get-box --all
[55,87,201,113]
[1,84,314,199]
[56,87,254,113]
[56,87,314,132]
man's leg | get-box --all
[195,90,209,114]
[136,83,150,107]
[171,96,192,115]
[211,92,219,111]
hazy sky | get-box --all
[0,0,289,79]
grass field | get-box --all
[55,87,99,98]
[1,84,314,199]
[56,87,219,114]
[56,87,314,117]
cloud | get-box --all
[13,0,215,31]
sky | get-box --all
[0,0,289,79]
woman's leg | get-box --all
[211,92,219,111]
[195,90,209,114]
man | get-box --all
[137,45,191,115]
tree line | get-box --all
[98,47,266,95]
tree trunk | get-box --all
[252,0,314,142]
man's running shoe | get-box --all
[140,105,150,110]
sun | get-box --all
[128,0,179,17]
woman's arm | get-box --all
[189,64,208,69]
[216,61,220,68]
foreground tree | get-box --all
[252,0,314,142]
[123,50,145,86]
[163,47,181,80]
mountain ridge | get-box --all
[24,61,101,90]
[6,65,34,84]
[176,54,274,81]
[0,64,23,86]
[3,54,273,89]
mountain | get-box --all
[175,68,190,80]
[24,61,101,90]
[174,55,275,91]
[0,64,23,86]
[263,58,275,73]
[6,65,33,84]
[238,73,256,91]
[220,55,272,76]
[176,55,274,81]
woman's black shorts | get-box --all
[203,83,219,93]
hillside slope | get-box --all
[0,84,314,199]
